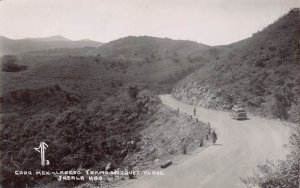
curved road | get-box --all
[122,95,290,188]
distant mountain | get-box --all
[24,35,71,42]
[173,8,300,122]
[23,36,210,58]
[0,35,103,55]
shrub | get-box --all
[271,86,294,119]
[243,126,300,187]
[1,55,27,72]
[0,113,20,123]
[1,62,27,72]
[20,90,32,105]
[255,61,266,68]
[182,144,188,154]
[128,85,139,100]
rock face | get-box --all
[105,163,113,171]
[173,82,232,110]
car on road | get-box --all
[230,106,247,120]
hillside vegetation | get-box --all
[0,87,209,188]
[242,125,300,188]
[1,36,210,96]
[0,36,211,187]
[96,36,209,59]
[173,9,300,123]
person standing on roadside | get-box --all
[194,107,196,116]
[212,131,217,145]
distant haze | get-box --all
[0,0,299,46]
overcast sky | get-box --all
[0,0,299,45]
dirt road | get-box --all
[121,95,290,188]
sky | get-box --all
[0,0,299,45]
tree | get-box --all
[128,86,139,100]
[1,55,27,72]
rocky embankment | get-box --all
[172,82,232,110]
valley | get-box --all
[0,8,299,188]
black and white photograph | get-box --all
[0,0,299,187]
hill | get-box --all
[0,87,210,187]
[24,36,209,57]
[97,36,209,58]
[173,8,300,122]
[0,35,103,55]
[0,36,211,187]
[1,36,210,95]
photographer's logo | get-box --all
[34,142,50,167]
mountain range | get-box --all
[0,8,299,188]
[0,35,103,55]
[1,9,299,123]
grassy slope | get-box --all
[173,9,300,122]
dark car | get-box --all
[230,106,247,120]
